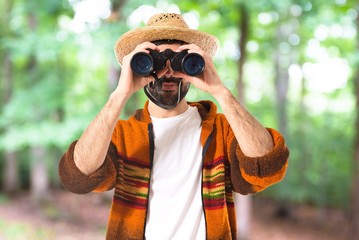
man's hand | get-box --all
[115,42,160,99]
[177,44,227,98]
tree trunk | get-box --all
[30,147,49,203]
[349,9,359,238]
[26,12,50,203]
[274,25,289,139]
[234,193,251,240]
[273,12,296,218]
[235,4,252,240]
[236,4,249,106]
[3,152,19,193]
[350,146,359,240]
[2,52,18,193]
[108,0,127,22]
[108,64,119,93]
[1,1,19,194]
[108,0,126,99]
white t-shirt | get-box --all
[145,106,205,240]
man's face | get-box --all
[145,44,191,110]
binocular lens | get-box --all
[130,49,205,77]
[130,53,153,76]
[182,54,205,76]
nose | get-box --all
[164,59,174,77]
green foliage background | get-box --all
[0,0,357,210]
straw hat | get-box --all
[114,13,219,64]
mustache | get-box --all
[158,76,183,84]
[148,76,182,90]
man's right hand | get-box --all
[114,42,160,99]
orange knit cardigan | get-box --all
[59,100,289,240]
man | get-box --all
[59,12,289,240]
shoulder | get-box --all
[189,100,218,120]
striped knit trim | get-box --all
[203,156,231,210]
[114,154,151,209]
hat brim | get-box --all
[114,26,219,65]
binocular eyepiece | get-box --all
[130,49,205,77]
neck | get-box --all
[148,99,189,118]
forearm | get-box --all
[213,87,274,157]
[72,42,159,175]
[74,91,129,175]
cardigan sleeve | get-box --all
[228,128,289,195]
[58,140,118,194]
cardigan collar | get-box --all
[132,100,218,127]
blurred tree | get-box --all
[0,0,76,201]
[0,0,356,228]
[237,3,249,105]
[349,4,359,238]
[235,3,251,240]
[107,0,128,101]
[0,0,19,194]
[26,6,50,203]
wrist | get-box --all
[105,91,130,119]
[110,88,132,102]
[211,86,232,102]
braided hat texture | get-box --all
[114,13,219,64]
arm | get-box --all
[182,44,288,193]
[213,88,273,157]
[180,44,273,157]
[73,92,128,175]
[72,42,160,176]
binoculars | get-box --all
[130,49,205,77]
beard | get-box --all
[144,76,190,110]
[158,90,179,108]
